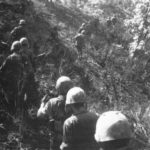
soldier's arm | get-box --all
[10,27,18,38]
[0,57,10,73]
[37,96,52,118]
[37,102,47,118]
[60,120,74,150]
[29,52,36,71]
[34,52,46,62]
[10,27,16,35]
[9,27,17,43]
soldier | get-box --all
[20,37,35,69]
[60,87,98,150]
[95,111,133,150]
[10,19,27,44]
[19,37,37,108]
[0,41,23,114]
[50,26,59,42]
[37,76,73,150]
[74,30,85,57]
[78,23,86,33]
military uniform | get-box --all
[0,52,23,113]
[60,111,98,150]
[37,76,73,150]
[10,25,26,43]
[19,37,37,108]
[20,50,37,108]
[78,23,86,33]
[60,87,98,150]
[74,33,85,56]
[51,27,59,42]
[41,95,68,150]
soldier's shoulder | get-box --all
[12,26,20,31]
[49,96,63,104]
[7,53,15,59]
[8,53,21,60]
[11,26,20,34]
[85,111,99,120]
[85,110,97,116]
[64,115,77,127]
[75,33,81,38]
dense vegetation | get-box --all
[0,0,150,149]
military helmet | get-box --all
[56,76,73,95]
[65,87,86,105]
[11,41,21,52]
[95,111,132,142]
[20,37,29,47]
[19,19,26,26]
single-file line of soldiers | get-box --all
[0,19,134,150]
[37,76,134,150]
[0,19,38,114]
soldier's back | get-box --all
[0,53,22,79]
[50,95,66,120]
[75,33,84,44]
[10,26,26,42]
[21,51,34,74]
[63,111,98,150]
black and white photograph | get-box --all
[0,0,150,149]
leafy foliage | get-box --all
[1,0,150,149]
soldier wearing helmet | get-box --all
[37,76,73,150]
[20,37,35,71]
[50,26,59,42]
[78,23,86,33]
[95,111,133,150]
[0,41,23,114]
[10,19,27,44]
[19,19,26,26]
[60,87,98,150]
[74,30,86,57]
[20,37,34,71]
[19,37,38,109]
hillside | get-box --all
[0,0,150,149]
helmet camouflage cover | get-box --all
[56,76,73,95]
[65,87,86,105]
[95,111,132,142]
[19,19,26,25]
[11,41,21,52]
[20,37,29,47]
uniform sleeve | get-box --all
[60,120,74,150]
[9,27,18,43]
[10,27,16,35]
[29,52,36,71]
[37,100,52,118]
[10,27,18,38]
[0,57,11,75]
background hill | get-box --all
[0,0,150,149]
